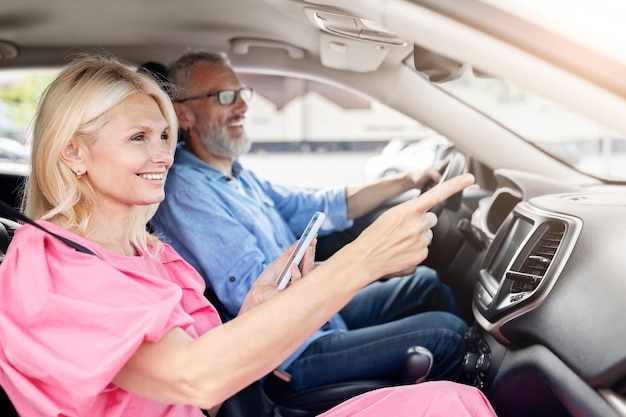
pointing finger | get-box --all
[412,173,475,213]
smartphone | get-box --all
[274,211,326,291]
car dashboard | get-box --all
[464,169,626,417]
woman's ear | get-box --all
[60,137,86,174]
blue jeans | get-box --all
[285,267,468,391]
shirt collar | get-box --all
[174,141,244,180]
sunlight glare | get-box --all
[479,0,626,66]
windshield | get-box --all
[438,70,626,181]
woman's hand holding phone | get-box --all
[274,212,325,291]
[239,229,318,315]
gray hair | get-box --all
[167,51,231,99]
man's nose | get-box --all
[232,94,249,112]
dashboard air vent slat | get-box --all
[508,222,565,292]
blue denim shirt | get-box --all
[152,143,352,371]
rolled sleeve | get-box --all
[317,185,353,233]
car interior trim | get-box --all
[473,203,583,345]
[600,390,626,417]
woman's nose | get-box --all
[152,140,174,167]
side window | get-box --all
[238,73,445,188]
[0,69,57,209]
[0,69,57,176]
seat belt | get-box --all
[0,200,96,256]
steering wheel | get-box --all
[421,149,468,271]
[430,149,466,211]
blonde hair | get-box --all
[23,52,179,254]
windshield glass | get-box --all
[438,70,626,181]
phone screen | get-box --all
[274,211,326,291]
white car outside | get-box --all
[364,136,451,179]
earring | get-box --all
[75,170,83,180]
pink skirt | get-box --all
[318,381,497,417]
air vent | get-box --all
[507,221,565,292]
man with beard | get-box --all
[151,51,469,392]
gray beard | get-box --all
[200,125,251,159]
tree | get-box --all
[0,71,57,141]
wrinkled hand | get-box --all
[351,174,474,281]
[238,238,317,315]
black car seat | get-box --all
[0,386,18,417]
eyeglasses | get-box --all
[175,86,253,106]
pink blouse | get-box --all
[0,221,221,417]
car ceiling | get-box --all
[0,0,299,66]
[2,0,401,68]
[3,0,626,114]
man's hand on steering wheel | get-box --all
[429,150,467,211]
[407,167,442,194]
[408,148,467,195]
